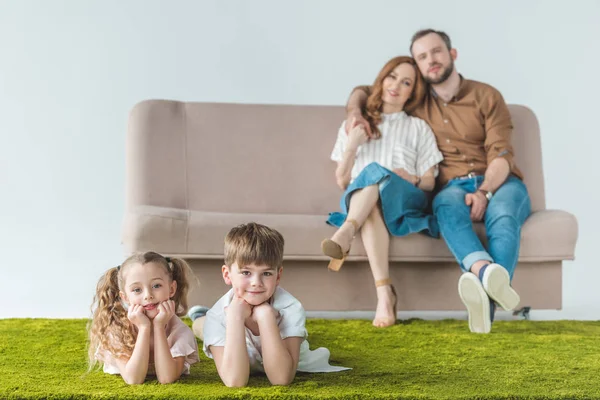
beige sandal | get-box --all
[373,278,398,327]
[321,218,359,272]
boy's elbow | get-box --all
[270,377,294,386]
[157,375,179,385]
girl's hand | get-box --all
[347,119,369,149]
[153,300,176,327]
[127,304,151,329]
[251,302,278,324]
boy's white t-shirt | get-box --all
[203,287,350,373]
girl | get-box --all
[322,56,443,328]
[87,251,199,384]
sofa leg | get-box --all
[512,306,531,320]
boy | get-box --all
[189,222,349,387]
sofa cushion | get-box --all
[123,206,577,263]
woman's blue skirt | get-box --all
[326,162,439,238]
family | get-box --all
[87,29,531,386]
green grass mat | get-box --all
[1,318,599,399]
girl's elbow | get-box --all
[269,373,295,386]
[223,377,249,388]
[123,376,145,385]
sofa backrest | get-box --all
[126,101,545,214]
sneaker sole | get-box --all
[482,264,520,311]
[458,273,491,334]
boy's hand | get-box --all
[127,304,151,329]
[226,293,253,321]
[251,302,278,323]
[153,300,176,327]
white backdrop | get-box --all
[1,0,598,319]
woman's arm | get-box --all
[393,166,436,192]
[416,166,436,192]
[335,124,369,189]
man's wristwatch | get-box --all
[478,189,493,201]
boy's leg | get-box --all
[192,316,206,341]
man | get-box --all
[345,29,531,333]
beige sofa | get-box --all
[123,100,578,312]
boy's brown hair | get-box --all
[224,222,284,268]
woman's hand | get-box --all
[153,300,176,327]
[127,304,151,329]
[347,121,369,150]
[393,168,418,185]
[345,110,373,138]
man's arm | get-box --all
[482,87,515,190]
[345,85,373,136]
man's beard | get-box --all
[424,60,454,84]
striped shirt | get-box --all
[331,111,443,183]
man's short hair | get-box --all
[410,29,452,54]
[224,222,284,269]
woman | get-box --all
[322,56,443,328]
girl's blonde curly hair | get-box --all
[86,252,195,371]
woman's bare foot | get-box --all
[373,285,396,328]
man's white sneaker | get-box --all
[458,272,491,334]
[481,263,520,311]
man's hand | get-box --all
[127,304,151,329]
[153,300,176,327]
[465,191,488,221]
[345,110,374,138]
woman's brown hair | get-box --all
[365,56,425,138]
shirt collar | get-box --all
[429,74,466,102]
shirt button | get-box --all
[444,119,448,124]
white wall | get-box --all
[1,0,598,319]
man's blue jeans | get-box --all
[432,175,531,279]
